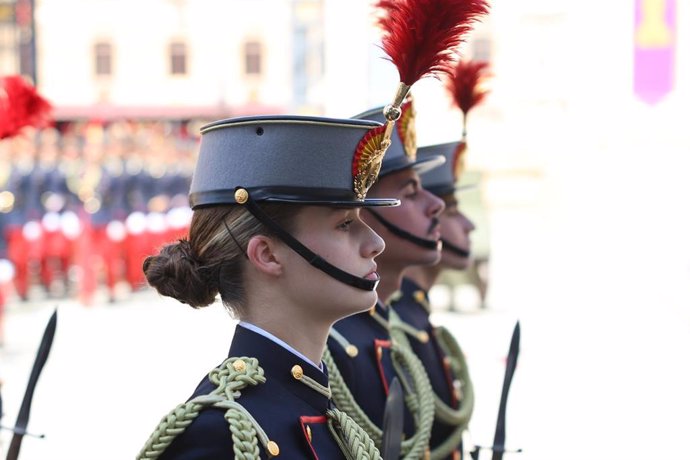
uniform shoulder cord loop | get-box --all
[136,357,274,460]
[325,317,435,460]
[291,374,382,460]
[387,305,476,460]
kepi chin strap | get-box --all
[440,238,470,258]
[366,209,440,251]
[237,189,380,292]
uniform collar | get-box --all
[374,300,390,320]
[399,277,431,314]
[238,321,323,371]
[401,277,426,299]
[230,325,332,413]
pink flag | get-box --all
[634,0,675,105]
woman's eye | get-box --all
[338,219,353,230]
[405,188,418,198]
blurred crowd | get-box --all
[0,120,198,314]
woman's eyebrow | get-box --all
[399,178,419,191]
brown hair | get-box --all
[143,204,298,316]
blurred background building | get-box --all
[1,0,689,459]
[0,0,498,308]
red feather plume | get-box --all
[0,75,53,140]
[375,0,490,85]
[446,59,490,116]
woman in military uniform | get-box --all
[391,59,490,459]
[137,115,398,460]
[325,100,446,460]
[391,141,476,460]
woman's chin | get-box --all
[346,292,378,316]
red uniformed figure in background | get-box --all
[0,75,52,339]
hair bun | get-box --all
[143,239,219,308]
[178,239,197,265]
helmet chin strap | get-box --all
[365,209,440,250]
[243,197,379,291]
[440,238,470,258]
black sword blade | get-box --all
[6,308,58,460]
[490,320,520,460]
[381,377,404,460]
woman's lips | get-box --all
[364,267,380,280]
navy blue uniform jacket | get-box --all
[328,302,414,437]
[159,325,347,459]
[392,278,464,459]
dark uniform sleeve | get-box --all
[158,408,236,460]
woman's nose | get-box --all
[425,189,445,218]
[460,212,476,233]
[363,223,385,258]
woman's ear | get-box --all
[246,235,283,277]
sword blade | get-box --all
[6,308,58,460]
[491,320,520,460]
[381,377,404,460]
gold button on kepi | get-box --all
[376,346,383,360]
[417,331,429,343]
[291,365,304,380]
[414,291,426,303]
[306,425,313,442]
[232,360,246,372]
[345,345,359,358]
[266,440,280,457]
[234,188,249,204]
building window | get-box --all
[94,42,112,76]
[170,41,187,75]
[244,41,262,76]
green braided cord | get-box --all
[369,309,390,330]
[392,317,429,341]
[430,424,465,460]
[136,357,271,460]
[387,310,436,458]
[324,333,435,459]
[388,315,475,425]
[137,399,206,459]
[329,327,353,350]
[385,290,403,305]
[224,403,261,459]
[327,408,383,460]
[299,373,333,399]
[434,326,474,426]
[387,314,476,460]
[323,349,382,444]
[427,326,475,460]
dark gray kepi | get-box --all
[189,115,400,291]
[417,140,473,258]
[416,140,473,197]
[350,101,446,251]
[190,115,400,208]
[351,101,445,178]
